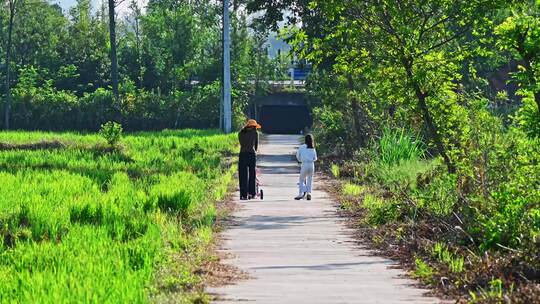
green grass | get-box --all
[0,129,237,302]
[430,242,465,274]
[469,278,507,302]
[413,258,435,281]
[342,182,364,196]
[331,164,340,178]
[361,194,399,225]
[378,127,424,166]
[374,158,440,187]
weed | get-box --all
[413,258,434,280]
[100,121,123,146]
[362,194,399,225]
[430,242,465,273]
[470,278,509,302]
[377,127,425,167]
[375,159,439,189]
[331,164,340,178]
[342,182,364,197]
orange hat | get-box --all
[244,119,261,129]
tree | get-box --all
[496,1,540,116]
[3,0,22,130]
[250,0,508,172]
[128,0,143,88]
[65,0,110,94]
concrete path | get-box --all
[210,135,440,304]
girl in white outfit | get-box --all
[295,134,317,201]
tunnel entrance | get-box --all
[259,105,311,134]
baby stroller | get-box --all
[255,168,264,200]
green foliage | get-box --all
[413,258,434,280]
[413,172,458,217]
[430,242,465,273]
[0,130,237,301]
[515,94,540,137]
[470,278,507,302]
[377,128,425,167]
[0,0,285,131]
[342,182,364,197]
[331,164,341,178]
[312,106,349,154]
[362,194,399,226]
[99,121,123,146]
[375,159,440,189]
[495,2,540,117]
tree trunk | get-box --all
[108,0,119,103]
[534,92,540,116]
[347,76,366,147]
[4,3,16,130]
[403,58,456,173]
[133,4,143,89]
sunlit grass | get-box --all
[342,182,364,197]
[431,242,465,274]
[413,258,434,281]
[377,127,424,166]
[331,164,340,178]
[0,129,237,302]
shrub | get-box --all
[9,67,80,130]
[362,194,400,225]
[413,172,458,217]
[77,88,117,130]
[100,121,123,146]
[514,94,540,138]
[312,106,350,155]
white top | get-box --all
[296,144,318,164]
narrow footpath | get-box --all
[210,135,441,304]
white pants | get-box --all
[298,163,314,194]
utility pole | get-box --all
[222,0,232,133]
[108,0,119,103]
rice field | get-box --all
[0,129,237,303]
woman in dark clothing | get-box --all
[238,119,261,200]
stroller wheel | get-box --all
[260,189,264,200]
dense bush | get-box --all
[4,80,248,132]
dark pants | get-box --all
[239,152,256,198]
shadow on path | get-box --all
[252,261,395,271]
[231,215,333,231]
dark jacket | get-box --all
[238,127,259,153]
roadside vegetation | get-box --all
[327,126,539,302]
[247,0,540,302]
[0,128,237,302]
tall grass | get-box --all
[378,127,425,166]
[0,129,237,302]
